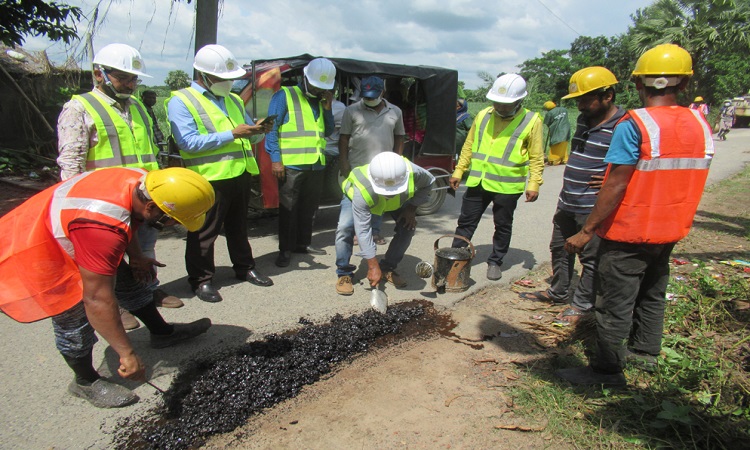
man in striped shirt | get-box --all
[539,67,624,326]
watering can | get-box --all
[415,234,475,293]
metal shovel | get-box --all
[370,284,388,314]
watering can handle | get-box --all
[434,234,476,259]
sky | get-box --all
[23,0,655,89]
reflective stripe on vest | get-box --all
[169,87,258,180]
[465,107,538,193]
[342,159,416,215]
[278,86,326,166]
[598,107,713,244]
[0,168,144,322]
[73,93,158,171]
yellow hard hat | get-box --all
[694,96,704,102]
[561,66,618,99]
[144,168,215,232]
[543,101,556,110]
[632,44,693,77]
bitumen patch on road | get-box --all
[114,300,453,449]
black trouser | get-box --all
[277,168,324,252]
[592,239,675,374]
[452,186,522,266]
[186,171,255,289]
[548,208,600,310]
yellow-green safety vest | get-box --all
[465,107,540,194]
[278,86,326,166]
[342,158,416,215]
[73,93,158,171]
[168,87,258,181]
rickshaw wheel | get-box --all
[416,176,447,216]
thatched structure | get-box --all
[0,46,91,158]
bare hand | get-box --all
[118,352,146,381]
[397,207,418,231]
[367,264,382,288]
[339,160,351,178]
[232,123,265,139]
[449,177,461,190]
[525,190,539,202]
[320,91,334,110]
[588,175,605,191]
[128,255,164,284]
[565,230,593,254]
[272,161,286,180]
[256,118,274,133]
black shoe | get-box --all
[150,318,212,349]
[486,263,502,281]
[194,281,222,303]
[237,268,274,287]
[293,245,327,255]
[275,250,292,267]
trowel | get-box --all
[370,283,388,314]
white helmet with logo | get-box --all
[486,74,527,103]
[303,58,336,90]
[193,44,246,79]
[368,152,410,196]
[93,43,151,77]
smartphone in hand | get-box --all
[257,114,278,125]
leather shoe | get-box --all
[275,250,292,267]
[238,268,274,287]
[294,245,327,255]
[194,281,222,303]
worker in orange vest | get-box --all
[0,168,215,408]
[556,44,714,386]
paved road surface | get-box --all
[1,130,748,449]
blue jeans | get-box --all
[335,197,415,277]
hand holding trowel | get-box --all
[367,259,388,313]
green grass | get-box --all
[506,170,750,448]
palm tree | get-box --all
[628,0,750,102]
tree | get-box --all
[517,49,572,101]
[165,70,191,91]
[628,0,750,103]
[0,0,81,47]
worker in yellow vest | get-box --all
[265,58,336,268]
[56,43,183,333]
[167,44,273,303]
[448,74,545,281]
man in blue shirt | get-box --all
[167,45,273,303]
[265,58,336,267]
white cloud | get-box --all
[21,0,653,89]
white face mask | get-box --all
[209,80,233,97]
[363,96,381,108]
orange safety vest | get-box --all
[0,168,144,323]
[598,106,714,244]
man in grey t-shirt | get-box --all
[339,76,406,245]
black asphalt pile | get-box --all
[115,300,449,449]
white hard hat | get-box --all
[368,152,410,196]
[303,58,336,90]
[93,43,151,77]
[486,74,527,103]
[193,44,246,79]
